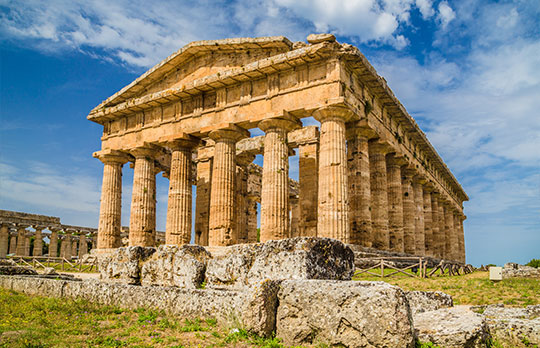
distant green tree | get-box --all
[526,259,540,268]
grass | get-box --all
[353,270,540,306]
[0,288,326,348]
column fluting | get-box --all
[413,176,425,255]
[313,107,353,242]
[33,226,44,257]
[236,153,255,243]
[129,146,159,247]
[369,141,391,250]
[49,229,59,257]
[208,127,249,246]
[0,224,9,258]
[402,168,416,254]
[387,154,405,252]
[259,117,300,242]
[422,185,434,257]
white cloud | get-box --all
[437,1,455,29]
[415,0,435,19]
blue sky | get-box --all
[0,0,538,266]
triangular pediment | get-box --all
[93,36,293,111]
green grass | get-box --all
[0,288,326,347]
[353,270,540,306]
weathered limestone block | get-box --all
[414,306,488,348]
[307,33,336,44]
[0,259,38,276]
[276,280,415,348]
[242,280,281,337]
[405,290,453,315]
[140,244,211,288]
[475,304,540,347]
[97,246,156,285]
[206,237,355,289]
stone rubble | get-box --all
[405,290,453,315]
[503,262,540,278]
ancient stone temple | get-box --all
[88,34,468,262]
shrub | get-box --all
[526,259,540,268]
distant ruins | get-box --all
[85,34,467,262]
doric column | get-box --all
[298,139,319,237]
[63,231,73,259]
[8,229,17,255]
[194,148,213,246]
[402,167,416,255]
[313,107,354,242]
[422,184,434,257]
[49,228,59,257]
[236,153,255,244]
[33,226,44,257]
[208,126,249,246]
[94,149,129,249]
[453,212,461,262]
[443,201,454,260]
[437,196,446,258]
[71,238,78,258]
[0,223,9,257]
[16,225,27,256]
[413,176,425,255]
[24,235,30,256]
[430,192,441,258]
[246,194,258,243]
[347,127,375,247]
[129,145,159,247]
[290,197,300,238]
[369,141,391,250]
[163,137,199,245]
[259,117,300,242]
[78,234,88,258]
[459,214,466,263]
[386,154,406,252]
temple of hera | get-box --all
[88,34,468,263]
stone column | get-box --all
[164,139,198,245]
[129,146,159,247]
[422,185,434,257]
[195,151,213,246]
[236,153,255,244]
[298,140,319,237]
[49,229,59,257]
[430,193,441,258]
[33,226,44,257]
[313,107,353,242]
[402,167,416,255]
[16,225,27,256]
[459,214,466,263]
[71,238,78,258]
[94,149,129,249]
[453,213,461,262]
[246,195,258,243]
[290,197,300,238]
[369,141,391,250]
[443,202,454,260]
[386,154,405,252]
[24,235,30,256]
[0,224,9,258]
[437,196,446,259]
[8,230,17,255]
[347,129,374,247]
[412,176,425,256]
[63,232,72,259]
[208,126,249,246]
[259,117,300,242]
[78,234,88,258]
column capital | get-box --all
[15,223,29,230]
[93,149,130,164]
[33,225,46,231]
[313,106,356,123]
[236,153,255,167]
[258,116,301,133]
[413,174,427,185]
[368,140,393,155]
[159,133,200,150]
[345,123,378,140]
[386,153,408,168]
[130,144,161,159]
[206,124,249,142]
[402,166,416,179]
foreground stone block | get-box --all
[405,290,453,315]
[206,237,355,289]
[140,245,211,288]
[479,304,540,348]
[414,306,488,348]
[97,246,156,285]
[276,280,415,348]
[0,259,38,276]
[0,275,278,337]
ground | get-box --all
[0,271,539,347]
